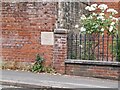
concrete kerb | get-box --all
[0,80,51,89]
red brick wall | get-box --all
[53,29,68,74]
[65,60,120,80]
[2,2,57,66]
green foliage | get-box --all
[81,41,96,60]
[45,67,55,73]
[110,36,120,62]
[32,54,44,72]
[116,38,120,62]
[80,4,118,36]
[80,4,119,61]
[31,54,55,73]
[36,54,44,63]
[32,63,44,72]
[70,53,77,59]
[81,53,96,60]
[69,40,96,60]
[117,30,120,62]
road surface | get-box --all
[0,70,119,89]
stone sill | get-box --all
[54,28,68,34]
[65,59,120,67]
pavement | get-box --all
[0,85,21,89]
[0,70,119,90]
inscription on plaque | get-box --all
[41,32,54,45]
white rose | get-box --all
[107,9,118,14]
[98,4,108,11]
[111,22,115,26]
[99,13,104,16]
[91,4,98,8]
[85,5,96,11]
[80,27,86,32]
[92,13,97,16]
[109,26,113,32]
[81,15,86,20]
[85,6,90,10]
[89,7,96,11]
[97,15,105,20]
[109,16,113,18]
[101,28,104,32]
[112,17,118,22]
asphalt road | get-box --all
[0,70,119,89]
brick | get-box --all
[2,2,57,68]
[65,63,119,80]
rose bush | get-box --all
[80,4,118,35]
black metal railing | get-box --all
[67,33,120,62]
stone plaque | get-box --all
[41,32,54,45]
